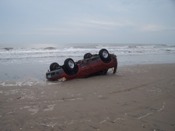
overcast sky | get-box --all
[0,0,175,47]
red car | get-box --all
[46,49,118,81]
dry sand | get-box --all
[0,64,175,131]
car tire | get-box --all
[64,58,78,75]
[99,49,111,63]
[84,53,92,59]
[50,62,60,71]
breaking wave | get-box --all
[1,44,175,63]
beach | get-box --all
[0,63,175,131]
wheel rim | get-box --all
[68,60,75,69]
[102,51,108,58]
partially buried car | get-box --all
[46,49,118,81]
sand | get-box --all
[0,64,175,131]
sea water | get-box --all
[0,44,175,86]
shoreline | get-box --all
[0,63,175,131]
[1,63,175,87]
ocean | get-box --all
[0,43,175,86]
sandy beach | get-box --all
[0,64,175,131]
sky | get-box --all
[0,0,175,47]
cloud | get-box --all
[141,24,165,32]
[140,24,175,32]
[86,19,123,28]
[22,17,134,37]
[77,17,134,30]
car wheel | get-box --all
[50,62,60,71]
[84,53,92,59]
[64,58,78,75]
[99,49,111,63]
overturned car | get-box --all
[46,49,118,81]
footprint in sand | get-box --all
[43,104,55,112]
[20,105,39,115]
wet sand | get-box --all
[0,64,175,131]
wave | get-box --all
[0,44,175,63]
[0,80,50,87]
[43,47,57,50]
